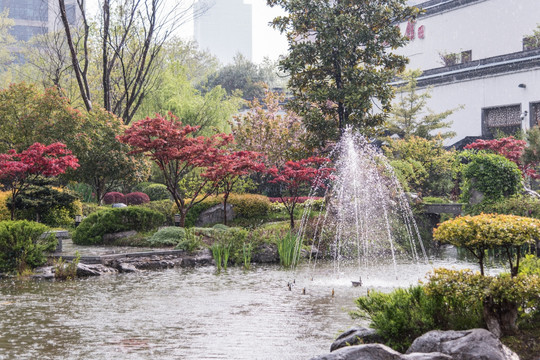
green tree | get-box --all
[63,109,150,204]
[268,0,418,148]
[205,54,276,100]
[387,69,461,140]
[0,10,15,73]
[383,136,455,197]
[0,83,82,152]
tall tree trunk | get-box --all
[102,0,111,111]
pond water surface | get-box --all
[0,258,491,360]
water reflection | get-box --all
[1,259,490,359]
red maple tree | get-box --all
[464,137,539,178]
[203,150,266,225]
[0,142,79,220]
[268,157,334,229]
[118,114,233,227]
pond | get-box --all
[0,258,494,360]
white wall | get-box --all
[419,68,540,144]
[398,0,540,70]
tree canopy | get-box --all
[268,0,419,148]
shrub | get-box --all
[139,200,176,226]
[277,231,301,268]
[426,268,540,336]
[144,183,170,201]
[433,213,540,276]
[459,152,522,204]
[103,192,125,204]
[72,207,165,245]
[176,228,202,252]
[213,223,229,231]
[0,220,56,274]
[473,195,540,219]
[0,191,11,221]
[352,283,483,353]
[213,227,249,265]
[149,226,186,247]
[132,182,152,193]
[352,286,445,352]
[54,251,80,280]
[82,202,101,217]
[125,192,150,205]
[228,194,270,219]
[519,254,540,276]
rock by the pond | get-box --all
[31,266,55,280]
[252,243,279,263]
[310,343,452,360]
[195,203,234,226]
[180,249,213,267]
[76,263,118,277]
[117,263,139,273]
[406,329,519,360]
[330,327,383,352]
[102,230,137,242]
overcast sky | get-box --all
[88,0,288,64]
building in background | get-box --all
[194,0,252,65]
[397,0,540,146]
[0,0,80,42]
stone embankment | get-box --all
[313,327,519,360]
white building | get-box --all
[397,0,540,146]
[194,0,252,65]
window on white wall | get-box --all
[530,102,540,128]
[482,105,521,138]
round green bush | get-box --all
[144,184,170,201]
[0,220,56,274]
[73,207,165,245]
[132,182,152,193]
[139,200,176,225]
[212,223,229,231]
[460,152,522,204]
[149,226,185,247]
[228,194,270,219]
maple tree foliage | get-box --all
[464,137,539,179]
[203,150,266,225]
[231,87,306,167]
[0,142,79,220]
[268,157,334,229]
[118,113,233,227]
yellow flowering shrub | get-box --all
[0,191,11,221]
[433,213,540,275]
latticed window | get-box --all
[482,105,521,138]
[531,102,540,128]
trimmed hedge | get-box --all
[73,207,165,245]
[126,192,150,205]
[0,220,56,273]
[139,200,176,225]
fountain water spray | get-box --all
[298,128,428,278]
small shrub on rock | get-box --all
[176,228,202,252]
[103,192,125,205]
[149,226,186,247]
[125,192,150,205]
[73,207,165,245]
[0,220,56,274]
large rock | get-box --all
[180,249,213,267]
[195,204,234,226]
[76,263,118,277]
[310,344,452,360]
[252,243,279,263]
[330,327,383,352]
[406,329,519,360]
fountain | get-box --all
[298,128,428,276]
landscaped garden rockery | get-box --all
[1,0,540,358]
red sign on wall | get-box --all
[405,21,425,40]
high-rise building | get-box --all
[194,0,252,64]
[0,0,80,42]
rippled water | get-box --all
[0,259,490,360]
